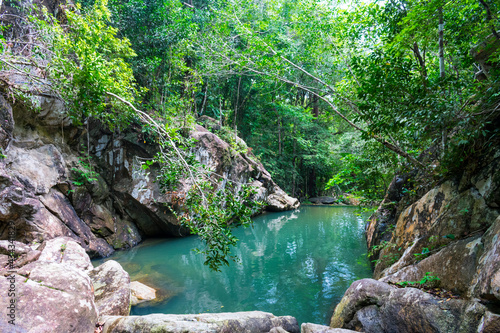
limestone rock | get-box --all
[130,281,156,306]
[101,311,300,333]
[330,279,487,333]
[89,260,131,317]
[6,144,67,195]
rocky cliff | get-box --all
[0,93,298,259]
[329,126,500,332]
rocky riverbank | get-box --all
[328,133,500,332]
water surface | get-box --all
[95,206,372,325]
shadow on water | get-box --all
[93,206,372,325]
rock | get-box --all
[330,279,394,329]
[101,311,300,333]
[301,323,357,333]
[0,263,97,332]
[267,188,300,211]
[0,240,31,256]
[37,237,92,271]
[308,196,336,205]
[6,144,67,195]
[0,94,14,149]
[130,281,156,305]
[477,311,500,333]
[380,235,483,295]
[373,180,498,279]
[89,260,131,317]
[330,279,487,333]
[469,215,500,301]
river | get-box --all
[94,206,372,325]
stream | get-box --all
[93,206,372,325]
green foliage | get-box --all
[396,272,441,289]
[175,180,263,271]
[32,0,140,128]
[0,148,5,159]
[71,153,99,186]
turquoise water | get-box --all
[94,206,372,325]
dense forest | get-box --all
[2,0,499,201]
[1,0,499,267]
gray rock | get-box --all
[101,311,300,333]
[301,323,357,333]
[266,188,300,211]
[89,260,131,317]
[330,278,488,333]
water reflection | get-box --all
[93,206,372,325]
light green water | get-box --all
[94,206,372,325]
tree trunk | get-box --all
[412,42,427,88]
[438,7,445,79]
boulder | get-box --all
[130,281,156,306]
[89,260,131,317]
[0,269,97,333]
[469,215,500,301]
[330,279,488,333]
[301,323,357,333]
[380,235,482,295]
[308,196,336,205]
[37,237,92,271]
[101,311,300,333]
[267,188,300,212]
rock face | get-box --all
[0,237,98,333]
[101,311,300,333]
[331,143,500,333]
[0,86,298,259]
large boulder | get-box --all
[89,260,131,316]
[0,237,98,333]
[330,279,488,333]
[101,311,300,333]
